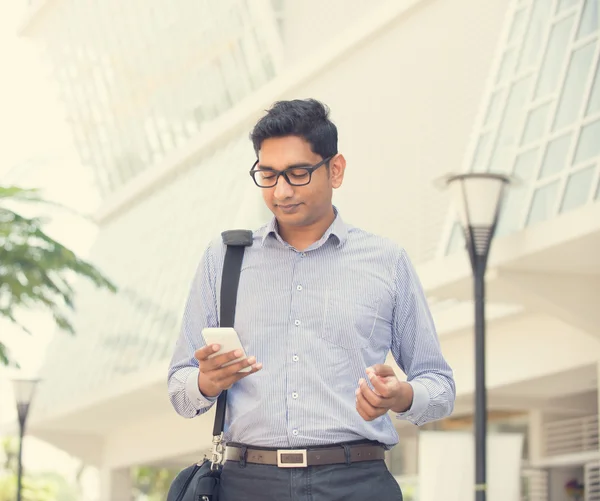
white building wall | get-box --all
[280,0,388,65]
[277,0,510,261]
[441,313,600,395]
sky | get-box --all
[0,4,101,492]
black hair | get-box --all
[250,98,338,159]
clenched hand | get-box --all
[355,364,414,421]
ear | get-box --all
[329,154,346,189]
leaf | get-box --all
[0,184,117,366]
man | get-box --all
[168,99,455,500]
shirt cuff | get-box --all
[185,368,219,409]
[396,380,430,422]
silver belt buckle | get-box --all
[277,449,308,468]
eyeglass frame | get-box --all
[249,155,334,188]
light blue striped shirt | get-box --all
[168,211,455,447]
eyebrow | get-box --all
[255,162,312,171]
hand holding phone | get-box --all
[194,328,262,397]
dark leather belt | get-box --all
[225,442,385,468]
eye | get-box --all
[258,171,276,180]
[288,168,310,179]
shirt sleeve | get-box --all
[167,244,221,418]
[390,249,456,426]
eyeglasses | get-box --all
[249,156,333,188]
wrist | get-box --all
[391,382,414,413]
[198,374,221,398]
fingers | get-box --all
[195,344,262,392]
[358,378,392,408]
[194,344,220,362]
[369,364,396,378]
[356,382,388,421]
[215,356,262,380]
[366,370,392,398]
[195,346,248,372]
[218,364,263,389]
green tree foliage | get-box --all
[0,436,78,501]
[0,185,116,365]
[132,465,180,501]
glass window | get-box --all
[577,0,599,39]
[489,77,533,172]
[508,8,527,45]
[497,49,518,84]
[522,102,551,144]
[586,63,600,116]
[471,133,492,172]
[484,89,506,126]
[553,42,596,131]
[535,15,576,98]
[519,0,553,70]
[538,133,572,179]
[560,165,596,212]
[557,0,580,12]
[496,148,539,235]
[445,221,465,256]
[573,119,600,164]
[527,181,560,225]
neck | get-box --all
[277,207,336,251]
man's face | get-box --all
[255,136,345,227]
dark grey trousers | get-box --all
[218,459,403,501]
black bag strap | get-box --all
[212,229,253,437]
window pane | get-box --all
[535,15,576,98]
[577,0,599,39]
[519,0,553,70]
[527,181,560,225]
[472,133,492,172]
[497,148,539,235]
[538,134,572,178]
[522,102,551,144]
[484,89,506,126]
[560,165,596,212]
[557,0,580,12]
[497,49,518,83]
[508,8,528,44]
[586,63,600,116]
[553,43,596,130]
[573,119,600,164]
[490,77,533,172]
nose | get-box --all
[273,173,294,199]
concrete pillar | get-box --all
[99,466,132,501]
[527,410,545,463]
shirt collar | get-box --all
[261,206,348,248]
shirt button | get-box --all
[294,319,301,326]
[300,253,306,258]
[296,285,303,291]
[292,429,299,436]
[292,392,298,399]
[292,355,299,362]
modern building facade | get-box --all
[17,0,600,500]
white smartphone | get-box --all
[201,327,252,373]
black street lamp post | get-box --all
[12,378,40,501]
[442,172,511,501]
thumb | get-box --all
[368,364,396,378]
